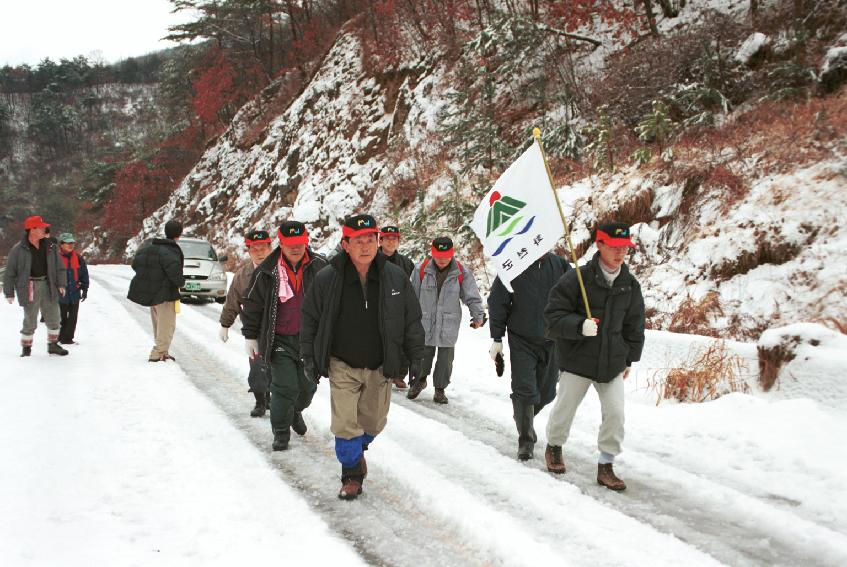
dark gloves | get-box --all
[408,359,423,386]
[303,358,319,384]
[470,313,488,329]
[81,288,88,302]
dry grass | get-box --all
[650,341,749,405]
[818,317,847,335]
[711,239,802,281]
[668,292,723,337]
[757,339,798,391]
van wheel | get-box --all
[215,297,226,304]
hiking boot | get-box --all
[162,354,176,361]
[513,401,536,461]
[545,445,566,474]
[597,463,626,491]
[272,430,290,451]
[47,342,69,356]
[148,357,162,362]
[291,412,307,436]
[20,346,31,357]
[393,378,408,389]
[339,459,366,500]
[406,378,427,400]
[250,399,266,418]
[433,388,448,404]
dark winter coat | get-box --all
[240,248,327,359]
[300,251,425,379]
[488,252,571,341]
[127,238,185,307]
[544,252,645,382]
[380,248,415,277]
[3,235,67,307]
[59,251,90,304]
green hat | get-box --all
[58,232,76,243]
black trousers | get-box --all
[59,302,80,342]
[507,332,558,411]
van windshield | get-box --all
[178,241,218,261]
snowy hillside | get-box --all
[129,1,847,341]
[2,265,847,566]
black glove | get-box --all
[408,359,423,386]
[303,358,319,384]
[81,288,88,302]
[494,352,504,377]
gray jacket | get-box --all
[3,236,67,306]
[411,258,485,347]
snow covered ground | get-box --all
[2,265,846,566]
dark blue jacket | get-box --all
[59,251,89,304]
[488,252,571,341]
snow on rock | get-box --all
[757,323,847,411]
[735,32,770,65]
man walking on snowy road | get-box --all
[3,215,68,357]
[378,224,415,389]
[488,251,570,461]
[57,233,90,345]
[241,222,327,451]
[219,229,273,418]
[127,220,185,362]
[300,214,425,500]
[407,236,486,405]
[543,222,645,490]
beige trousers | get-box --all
[329,357,392,440]
[545,370,625,457]
[149,301,177,360]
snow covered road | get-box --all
[2,264,846,566]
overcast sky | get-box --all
[0,0,196,66]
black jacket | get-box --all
[544,252,645,382]
[127,238,185,306]
[380,248,415,277]
[240,247,327,358]
[300,251,425,378]
[488,252,570,341]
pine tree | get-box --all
[635,100,675,156]
[583,105,615,172]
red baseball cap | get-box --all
[278,221,309,246]
[342,214,378,238]
[24,216,50,230]
[431,236,454,259]
[596,222,635,248]
[244,229,272,247]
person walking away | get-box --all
[57,233,89,345]
[300,214,425,499]
[219,229,273,417]
[241,222,328,451]
[488,252,570,460]
[378,224,415,389]
[407,237,486,404]
[127,220,185,362]
[3,215,68,356]
[543,223,645,490]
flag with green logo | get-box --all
[471,142,564,291]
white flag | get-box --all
[470,141,564,291]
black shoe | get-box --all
[250,401,266,418]
[272,430,290,451]
[59,339,76,345]
[433,388,448,404]
[48,342,69,356]
[291,412,307,436]
[513,400,536,461]
[20,346,31,357]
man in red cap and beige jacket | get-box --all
[3,215,68,357]
[219,229,274,417]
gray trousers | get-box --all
[545,370,625,459]
[20,278,60,345]
[422,345,455,389]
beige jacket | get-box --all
[219,262,257,328]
